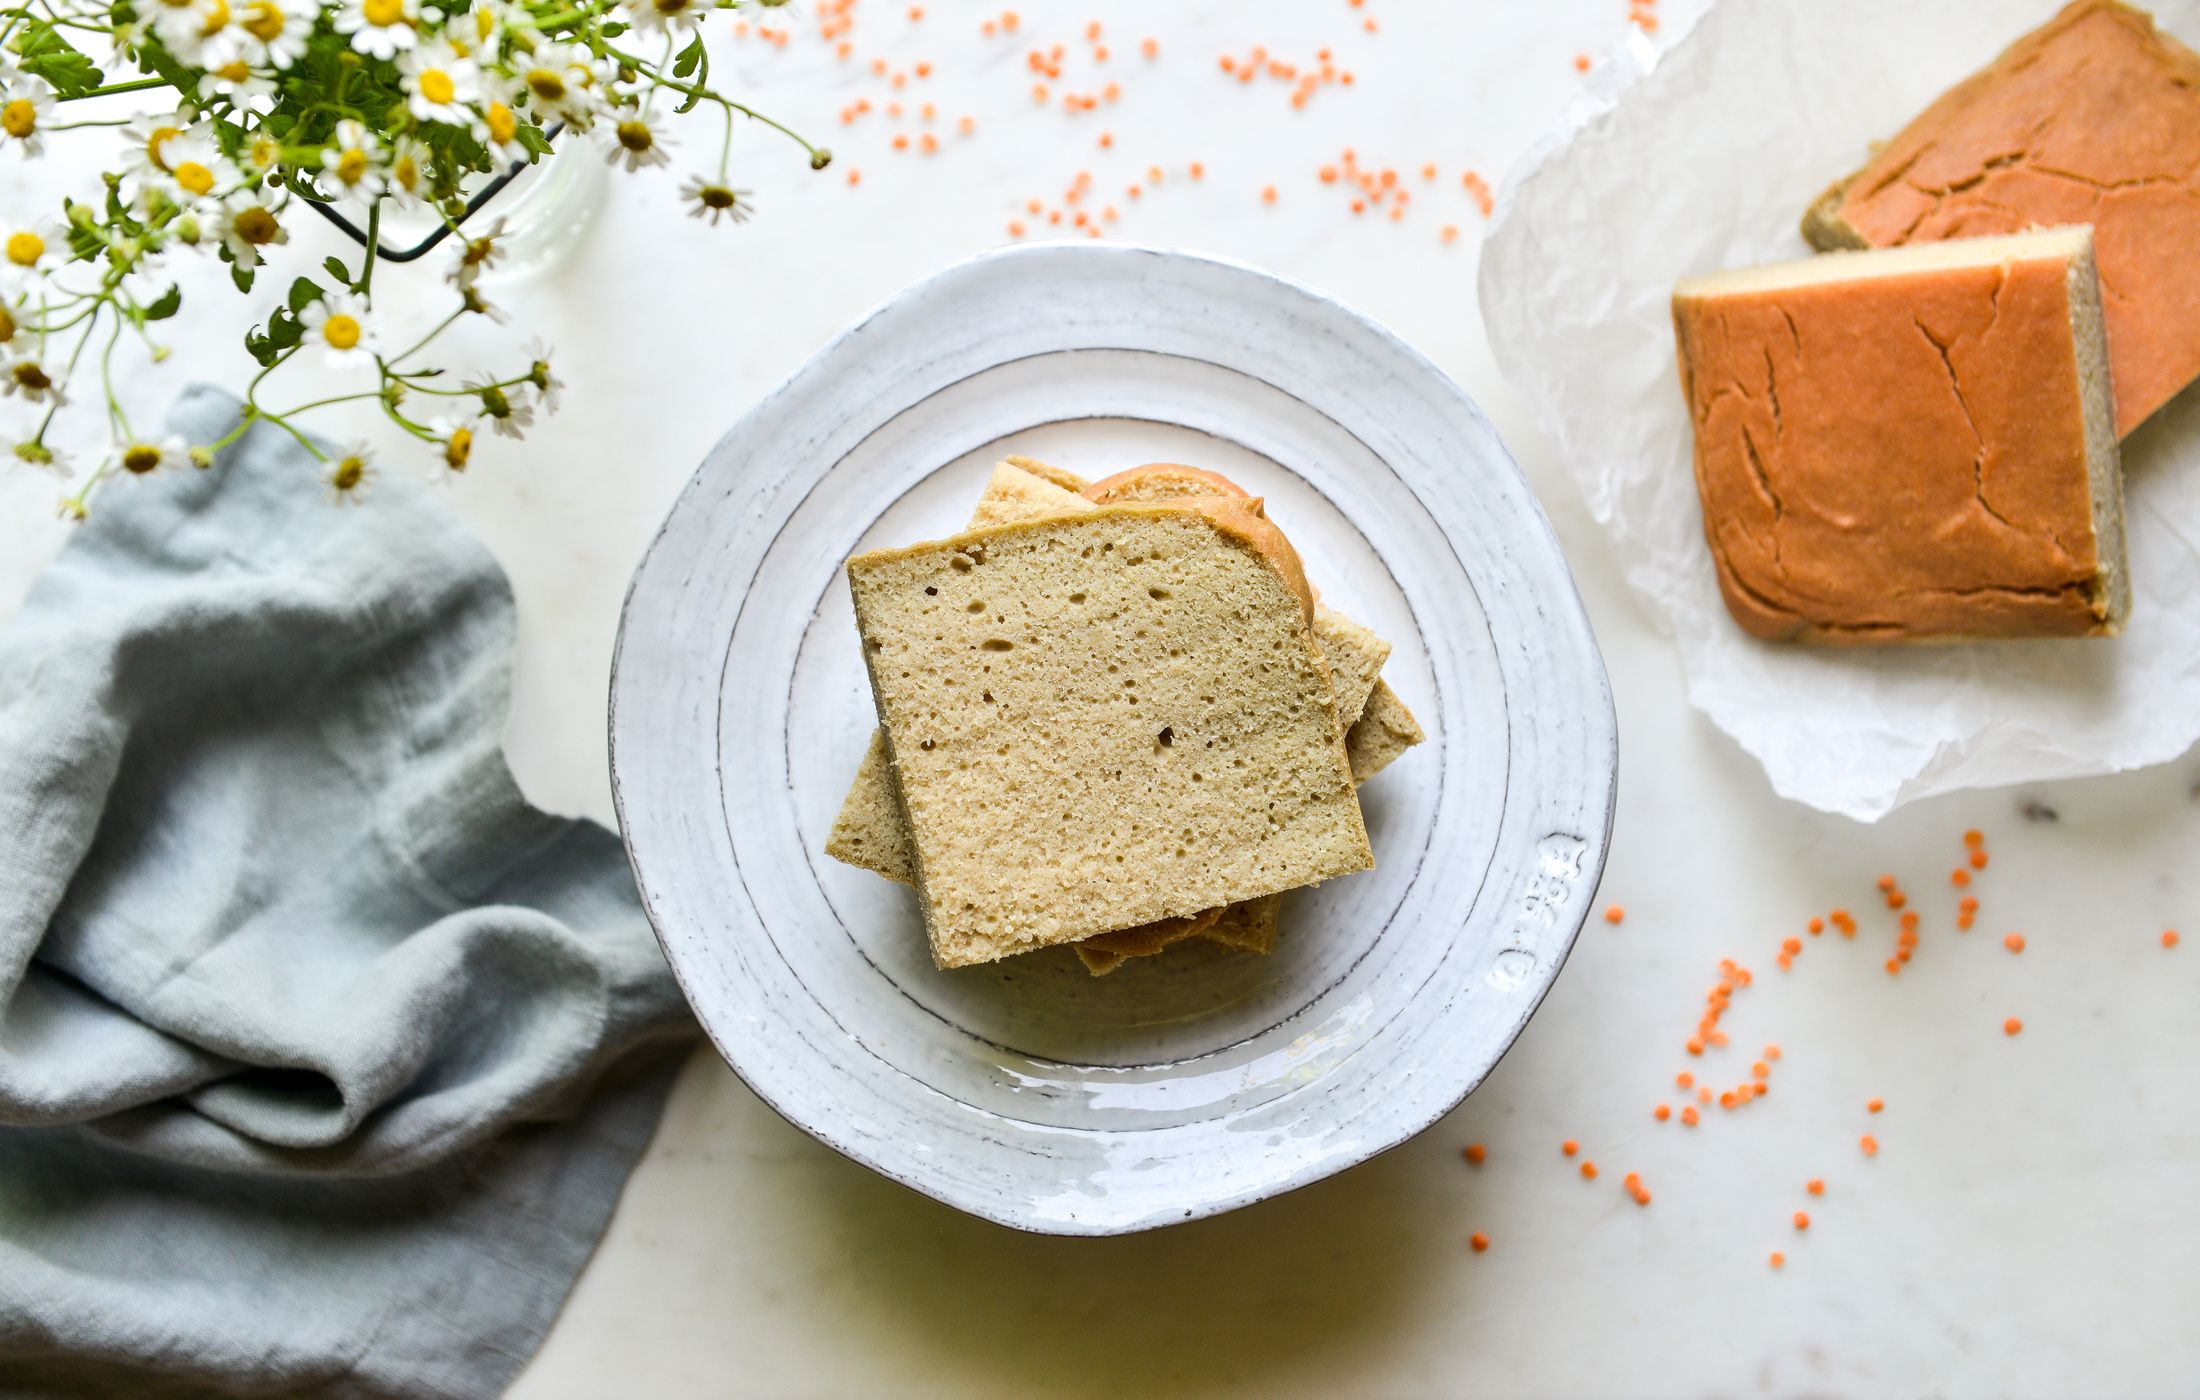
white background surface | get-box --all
[7,3,2199,1396]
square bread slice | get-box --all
[1801,0,2200,437]
[827,464,1399,879]
[848,500,1372,968]
[1672,226,2128,644]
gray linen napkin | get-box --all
[0,385,696,1398]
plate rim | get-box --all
[609,241,1619,1234]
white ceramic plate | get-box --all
[610,244,1617,1235]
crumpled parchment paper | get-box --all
[1480,0,2200,821]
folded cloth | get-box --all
[0,386,697,1398]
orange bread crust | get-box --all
[1810,0,2200,436]
[1673,247,2114,642]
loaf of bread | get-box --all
[1673,227,2127,643]
[847,500,1372,968]
[1802,0,2200,437]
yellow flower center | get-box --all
[215,60,251,82]
[321,313,362,350]
[248,136,280,169]
[393,152,420,191]
[484,101,517,143]
[146,124,183,171]
[524,68,564,102]
[5,231,44,266]
[123,443,164,474]
[697,183,734,211]
[233,205,279,243]
[616,120,652,153]
[331,455,367,491]
[473,6,494,41]
[335,148,369,184]
[174,161,216,195]
[0,303,15,343]
[241,0,285,38]
[653,0,690,13]
[444,426,473,470]
[362,0,403,26]
[418,68,455,105]
[1,100,35,139]
[198,0,230,36]
[13,361,52,391]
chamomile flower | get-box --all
[242,132,283,175]
[606,113,673,172]
[448,216,506,288]
[333,0,418,61]
[2,351,64,403]
[1,73,56,159]
[299,290,380,368]
[12,436,64,473]
[1,216,65,287]
[512,44,605,130]
[212,190,287,266]
[151,0,244,68]
[196,57,275,109]
[468,376,532,438]
[144,125,236,208]
[521,338,561,412]
[324,442,376,502]
[320,120,385,200]
[679,174,751,226]
[472,97,527,163]
[429,415,476,473]
[616,0,706,36]
[385,136,430,207]
[400,39,479,126]
[454,0,511,57]
[116,434,187,476]
[234,0,315,69]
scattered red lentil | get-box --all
[1770,1251,1785,1269]
[1951,867,1971,887]
[1464,1143,1487,1165]
[1190,161,1205,179]
[907,4,922,19]
[1573,53,1590,72]
[1653,1103,1670,1122]
[1604,904,1626,925]
[1440,224,1460,244]
[1793,1211,1810,1230]
[2166,930,2182,949]
[1861,1134,1879,1157]
[1808,917,1825,935]
[1867,1097,1883,1113]
[1098,132,1113,148]
[2003,932,2026,954]
[1006,219,1023,237]
[2004,1016,2023,1036]
[1676,1072,1694,1089]
[1681,1106,1700,1127]
[1806,1178,1825,1196]
[1580,1161,1598,1180]
[1470,1232,1490,1252]
[1262,184,1278,203]
[1765,1044,1781,1061]
[1561,1139,1579,1157]
[1141,36,1158,58]
[847,167,861,185]
[1964,828,1984,847]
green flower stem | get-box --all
[57,76,172,102]
[385,303,465,367]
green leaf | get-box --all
[286,276,322,314]
[516,123,553,158]
[142,285,183,322]
[65,221,104,264]
[268,308,304,351]
[232,262,257,294]
[12,20,103,98]
[671,35,704,79]
[323,256,350,285]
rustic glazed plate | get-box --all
[610,244,1616,1235]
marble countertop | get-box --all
[7,2,2196,1395]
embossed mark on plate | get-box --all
[1490,833,1587,987]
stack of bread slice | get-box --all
[829,457,1422,973]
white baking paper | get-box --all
[1480,0,2200,821]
